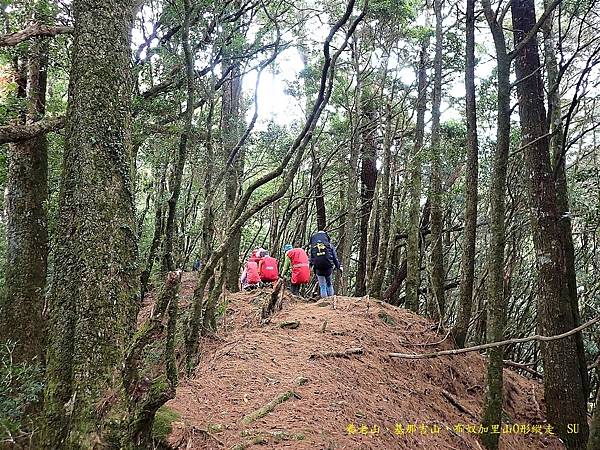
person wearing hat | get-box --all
[281,243,310,295]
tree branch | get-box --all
[0,116,65,144]
[0,23,73,47]
[508,0,561,60]
[389,316,600,359]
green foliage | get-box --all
[0,342,44,443]
[152,405,181,442]
[406,24,434,42]
[369,0,418,23]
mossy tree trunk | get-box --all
[1,34,48,363]
[41,0,139,446]
[140,166,166,300]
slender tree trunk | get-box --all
[511,0,588,446]
[453,0,478,348]
[41,0,138,446]
[162,8,195,273]
[340,38,361,294]
[367,186,380,279]
[270,200,281,255]
[589,352,600,449]
[480,1,511,447]
[140,167,166,300]
[429,0,445,321]
[355,103,378,297]
[1,35,48,363]
[222,58,243,292]
[405,38,428,313]
[201,98,216,262]
[370,102,393,298]
[312,153,327,230]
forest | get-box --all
[0,0,599,448]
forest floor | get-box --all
[144,272,565,449]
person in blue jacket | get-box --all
[309,230,342,297]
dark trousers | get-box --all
[290,283,301,295]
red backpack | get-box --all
[246,261,261,284]
[259,256,279,282]
[287,248,310,284]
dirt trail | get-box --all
[160,272,565,449]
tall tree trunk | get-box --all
[140,166,166,300]
[340,38,361,295]
[542,0,589,403]
[453,0,479,348]
[162,10,195,273]
[222,59,243,292]
[355,103,378,297]
[201,98,216,262]
[312,152,327,231]
[405,38,428,313]
[270,200,281,255]
[511,0,589,446]
[480,1,511,447]
[1,35,48,363]
[41,0,138,446]
[369,102,393,298]
[367,186,380,280]
[429,0,445,321]
[589,354,600,449]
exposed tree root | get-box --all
[309,347,363,360]
[441,389,477,419]
[261,279,284,319]
[241,390,299,425]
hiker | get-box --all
[309,230,342,298]
[249,247,266,263]
[258,251,279,284]
[240,259,261,291]
[281,243,310,295]
[192,258,202,271]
